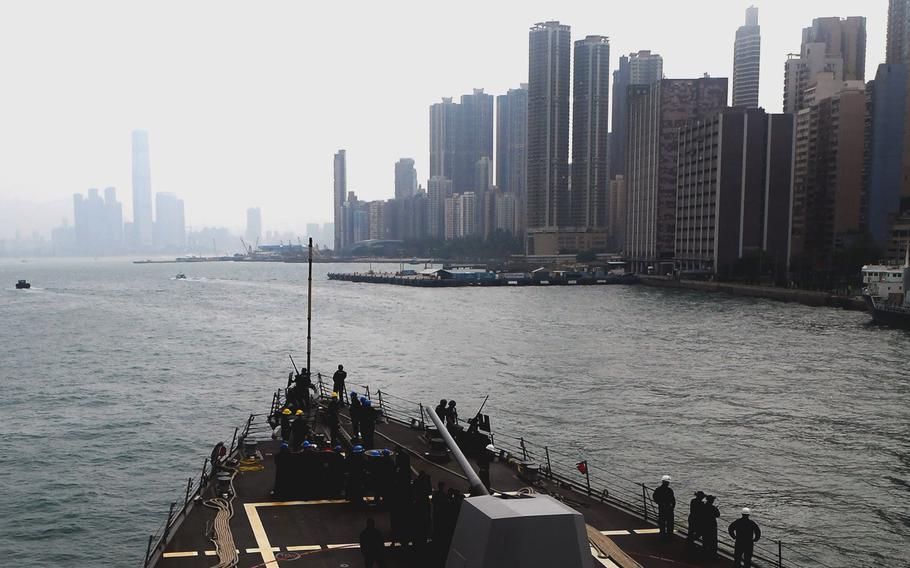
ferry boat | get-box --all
[862,247,910,327]
[141,239,812,568]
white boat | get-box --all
[861,264,904,301]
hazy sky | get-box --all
[0,0,887,237]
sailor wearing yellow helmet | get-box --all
[291,408,309,449]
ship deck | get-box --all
[149,401,747,568]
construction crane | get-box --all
[239,237,254,256]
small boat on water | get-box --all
[175,273,187,280]
[15,279,31,289]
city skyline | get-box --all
[0,1,888,239]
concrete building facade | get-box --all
[790,84,866,272]
[526,21,571,253]
[430,99,459,185]
[245,207,262,244]
[867,64,908,248]
[445,192,477,240]
[333,149,347,251]
[427,175,453,239]
[610,51,663,181]
[888,0,910,64]
[394,158,418,200]
[154,192,186,249]
[457,89,494,195]
[571,35,610,229]
[607,176,626,251]
[674,108,794,276]
[625,78,728,272]
[131,130,154,247]
[495,84,528,215]
[733,6,761,108]
[783,17,866,114]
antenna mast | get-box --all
[306,237,313,372]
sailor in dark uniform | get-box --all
[445,400,458,428]
[332,364,347,404]
[652,475,676,538]
[701,495,720,557]
[350,392,362,439]
[729,508,761,567]
[687,490,706,544]
[359,518,384,567]
[297,368,316,407]
[360,399,377,449]
[435,399,447,421]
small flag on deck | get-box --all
[576,461,588,475]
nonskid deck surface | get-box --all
[156,407,733,568]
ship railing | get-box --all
[375,389,426,427]
[371,390,833,568]
[141,412,265,567]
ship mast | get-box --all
[306,237,313,372]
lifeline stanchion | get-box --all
[199,457,209,488]
[144,534,154,567]
[184,477,192,506]
[641,483,648,521]
[160,501,176,550]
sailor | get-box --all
[373,448,395,507]
[286,371,298,406]
[279,407,293,441]
[361,398,377,449]
[701,495,720,557]
[347,445,366,505]
[687,490,706,544]
[291,409,309,450]
[728,508,761,568]
[445,400,458,428]
[389,470,412,548]
[331,444,347,497]
[432,481,448,530]
[332,364,348,405]
[411,471,432,549]
[446,487,465,541]
[359,518,385,568]
[350,392,362,439]
[478,463,491,494]
[210,442,227,473]
[272,442,290,498]
[476,444,494,493]
[445,400,459,442]
[435,399,447,421]
[394,444,411,479]
[297,368,316,407]
[299,441,319,499]
[325,393,341,445]
[652,475,676,538]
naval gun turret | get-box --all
[424,403,592,568]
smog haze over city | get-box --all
[0,0,885,241]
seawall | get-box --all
[638,276,867,311]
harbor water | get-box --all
[0,258,907,567]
